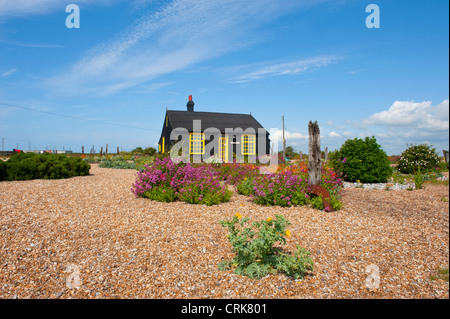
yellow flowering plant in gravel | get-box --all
[219,214,313,279]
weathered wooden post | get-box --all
[117,146,120,155]
[105,144,108,158]
[325,147,328,163]
[82,146,84,155]
[100,146,103,157]
[307,121,334,212]
[308,121,321,185]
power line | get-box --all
[0,102,160,132]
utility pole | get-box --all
[282,115,286,161]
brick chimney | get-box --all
[187,95,194,112]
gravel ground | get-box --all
[0,164,448,299]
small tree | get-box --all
[331,136,392,183]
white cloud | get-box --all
[273,129,308,141]
[328,131,340,137]
[231,55,339,83]
[368,99,449,131]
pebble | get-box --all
[0,164,447,299]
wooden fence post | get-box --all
[105,144,108,158]
[100,146,103,157]
[117,146,120,155]
[325,147,328,162]
[82,146,84,155]
[308,121,321,185]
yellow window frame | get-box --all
[219,135,228,162]
[241,134,256,155]
[190,133,205,155]
[162,137,165,153]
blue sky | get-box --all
[0,0,448,155]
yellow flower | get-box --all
[357,180,361,183]
[285,230,291,238]
[266,217,272,222]
[235,213,242,219]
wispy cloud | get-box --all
[1,68,17,77]
[231,55,340,83]
[43,0,337,96]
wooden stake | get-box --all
[308,121,321,185]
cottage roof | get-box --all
[166,110,266,134]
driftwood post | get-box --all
[82,146,84,155]
[100,146,103,157]
[308,121,321,185]
[325,147,328,162]
[117,146,120,155]
[105,144,108,158]
[307,121,334,212]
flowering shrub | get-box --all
[218,214,313,279]
[250,167,343,210]
[132,156,343,210]
[131,157,231,206]
[397,144,441,174]
[215,163,260,185]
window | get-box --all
[242,134,255,155]
[190,133,205,155]
[219,135,228,162]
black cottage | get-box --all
[158,96,271,161]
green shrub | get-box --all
[218,214,313,279]
[414,167,425,190]
[237,177,255,196]
[2,153,90,181]
[0,160,8,181]
[99,158,137,169]
[397,144,441,174]
[331,136,392,183]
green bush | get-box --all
[237,177,255,196]
[330,137,392,183]
[1,153,90,181]
[0,160,8,181]
[218,214,313,279]
[397,144,441,174]
[99,158,137,169]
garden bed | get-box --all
[0,164,448,299]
